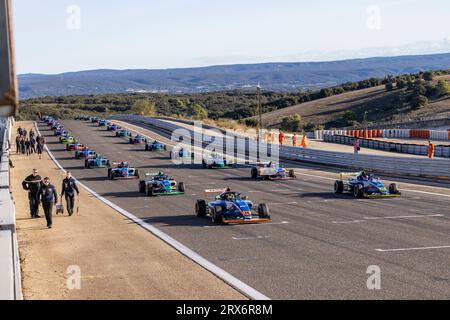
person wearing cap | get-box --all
[39,177,58,229]
[22,169,43,218]
[61,171,80,216]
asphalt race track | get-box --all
[38,120,450,299]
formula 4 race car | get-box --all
[138,172,185,196]
[195,188,270,224]
[107,124,121,132]
[145,140,167,151]
[59,135,75,144]
[66,143,86,151]
[129,135,147,144]
[54,128,67,136]
[116,129,131,138]
[85,156,110,169]
[251,162,296,180]
[75,149,97,160]
[107,162,140,180]
[98,120,108,127]
[202,153,233,169]
[170,147,193,160]
[334,172,401,198]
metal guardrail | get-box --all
[109,115,450,178]
[324,134,450,158]
[0,116,22,300]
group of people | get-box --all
[22,170,80,229]
[15,126,46,159]
[263,131,309,147]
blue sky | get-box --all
[12,0,450,74]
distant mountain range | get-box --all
[18,52,450,99]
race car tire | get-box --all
[251,168,258,179]
[195,200,207,217]
[202,160,207,168]
[129,138,133,144]
[178,182,186,193]
[135,169,140,179]
[289,170,296,178]
[389,183,400,195]
[84,160,88,168]
[107,168,112,179]
[354,184,364,198]
[139,181,146,193]
[116,132,119,137]
[164,145,167,151]
[258,203,270,219]
[334,180,344,194]
[87,163,91,169]
[212,207,223,224]
[146,186,154,197]
[145,145,149,151]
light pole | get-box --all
[256,84,262,141]
[363,111,368,130]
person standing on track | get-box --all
[22,169,43,218]
[428,141,435,159]
[39,177,58,229]
[61,171,80,217]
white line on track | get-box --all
[203,221,290,228]
[232,236,271,240]
[376,245,450,252]
[332,214,444,224]
[267,202,298,206]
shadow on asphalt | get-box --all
[78,176,110,182]
[100,191,143,198]
[298,192,346,199]
[137,215,212,228]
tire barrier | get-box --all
[316,129,450,141]
[324,134,450,158]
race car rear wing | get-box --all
[339,172,361,180]
[204,188,228,195]
[145,172,165,177]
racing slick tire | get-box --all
[196,200,207,217]
[202,160,207,168]
[129,138,133,144]
[107,168,112,179]
[84,160,88,168]
[289,170,296,178]
[334,180,344,194]
[258,203,270,219]
[116,132,119,137]
[178,182,186,193]
[146,185,154,197]
[251,168,258,179]
[135,169,140,179]
[389,183,400,195]
[145,145,149,151]
[353,184,364,198]
[139,181,146,193]
[212,207,223,224]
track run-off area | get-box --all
[38,120,450,299]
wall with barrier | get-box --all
[109,115,450,179]
[0,117,22,300]
[315,129,450,141]
[324,134,450,158]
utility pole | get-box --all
[363,111,368,130]
[256,84,262,141]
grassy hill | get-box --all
[257,75,450,130]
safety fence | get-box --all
[0,117,22,300]
[315,129,450,141]
[324,134,450,158]
[109,115,450,178]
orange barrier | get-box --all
[410,129,430,139]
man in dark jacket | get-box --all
[39,177,58,229]
[22,169,42,218]
[61,171,80,216]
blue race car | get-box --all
[145,140,167,151]
[107,162,140,180]
[138,172,185,196]
[334,171,401,198]
[116,129,131,137]
[85,155,110,168]
[75,149,97,160]
[170,147,192,159]
[130,134,147,145]
[195,188,270,224]
[98,120,108,127]
[54,128,68,136]
[107,124,121,132]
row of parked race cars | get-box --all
[43,115,401,224]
